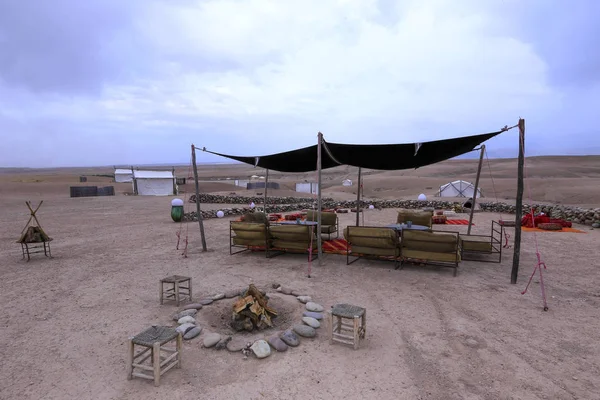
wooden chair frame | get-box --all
[460,220,503,263]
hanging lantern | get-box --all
[171,198,184,222]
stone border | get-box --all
[168,284,324,359]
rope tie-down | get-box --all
[175,153,194,257]
[521,252,548,311]
[518,129,549,311]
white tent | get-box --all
[114,168,133,183]
[342,179,353,186]
[295,182,319,194]
[436,180,482,198]
[133,170,175,196]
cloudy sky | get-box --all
[1,0,599,167]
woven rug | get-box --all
[522,227,587,234]
[444,219,473,225]
[322,238,349,254]
[247,239,350,254]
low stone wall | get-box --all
[184,198,459,221]
[188,193,333,205]
[183,195,600,226]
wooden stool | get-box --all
[160,275,192,306]
[328,303,366,350]
[126,325,182,386]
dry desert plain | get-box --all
[1,156,599,400]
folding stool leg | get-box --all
[353,316,360,350]
[126,338,134,380]
[153,342,160,387]
[328,311,334,344]
[176,333,183,368]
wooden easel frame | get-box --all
[18,201,53,261]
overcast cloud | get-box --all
[1,0,599,167]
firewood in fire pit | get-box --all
[231,284,278,331]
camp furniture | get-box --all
[399,230,461,276]
[344,226,401,268]
[159,275,192,306]
[328,303,367,350]
[460,220,503,263]
[396,209,434,229]
[305,210,339,239]
[126,326,182,386]
[268,224,318,260]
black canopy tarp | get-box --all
[202,130,503,172]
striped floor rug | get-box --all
[443,219,473,225]
[322,238,349,254]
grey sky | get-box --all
[1,0,599,167]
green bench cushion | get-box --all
[397,209,433,228]
[461,239,493,252]
[351,245,400,257]
[344,227,399,249]
[305,210,338,226]
[402,249,460,263]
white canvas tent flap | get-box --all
[437,180,482,198]
[114,168,133,183]
[133,170,175,196]
[295,182,319,194]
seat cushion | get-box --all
[351,245,400,257]
[305,210,338,226]
[321,225,336,234]
[402,230,458,253]
[345,227,398,248]
[402,249,460,263]
[231,222,269,240]
[397,209,433,227]
[461,239,493,252]
[233,237,268,247]
[269,225,315,244]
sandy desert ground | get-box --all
[1,157,599,400]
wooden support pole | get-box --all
[264,169,269,214]
[356,167,362,226]
[131,166,138,195]
[467,145,485,235]
[191,144,208,252]
[317,132,323,265]
[511,119,525,284]
[172,166,176,195]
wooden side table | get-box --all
[328,303,366,350]
[160,275,192,306]
[126,325,182,386]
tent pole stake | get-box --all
[192,144,208,252]
[264,169,269,214]
[356,167,362,226]
[317,132,323,266]
[511,119,525,283]
[467,145,485,235]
